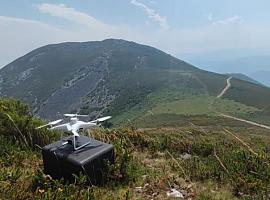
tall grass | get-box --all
[0,98,269,199]
[0,98,58,149]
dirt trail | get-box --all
[220,113,270,130]
[217,77,270,130]
[217,77,232,98]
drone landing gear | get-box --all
[59,134,91,150]
[72,136,91,150]
[60,133,69,146]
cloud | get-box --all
[130,0,169,29]
[2,5,270,70]
[149,17,270,57]
[36,3,149,43]
[0,15,133,67]
[149,0,157,5]
[212,15,243,26]
[207,13,213,22]
[37,3,112,30]
[0,16,75,67]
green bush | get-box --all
[0,98,58,149]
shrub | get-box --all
[0,98,58,149]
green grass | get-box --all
[149,93,260,117]
[106,72,270,127]
[1,124,270,199]
[212,98,260,116]
[2,39,270,129]
[225,78,270,116]
[1,119,270,199]
[1,96,270,199]
[112,91,261,127]
[151,95,214,115]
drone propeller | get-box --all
[91,116,112,123]
[36,119,63,129]
[64,114,89,117]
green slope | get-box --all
[1,39,270,125]
[1,97,270,199]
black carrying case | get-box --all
[42,136,114,185]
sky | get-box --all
[1,0,270,72]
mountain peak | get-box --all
[1,39,270,123]
[0,39,197,119]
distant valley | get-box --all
[250,70,270,86]
[185,54,270,87]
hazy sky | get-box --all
[1,0,270,68]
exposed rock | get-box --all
[134,186,143,193]
[166,189,184,198]
[36,53,112,119]
[180,153,192,160]
[18,68,34,81]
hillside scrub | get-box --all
[0,98,58,149]
[0,98,270,199]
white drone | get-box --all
[36,114,111,150]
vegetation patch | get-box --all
[1,98,270,199]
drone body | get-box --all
[49,117,97,136]
[36,114,111,150]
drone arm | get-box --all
[49,123,69,131]
[36,119,63,129]
[36,124,50,129]
[90,116,112,123]
[75,122,97,129]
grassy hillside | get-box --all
[110,85,262,128]
[1,39,270,125]
[1,98,270,199]
[223,78,270,124]
[0,39,198,119]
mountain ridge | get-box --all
[0,39,201,119]
[226,73,263,86]
[1,39,270,125]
